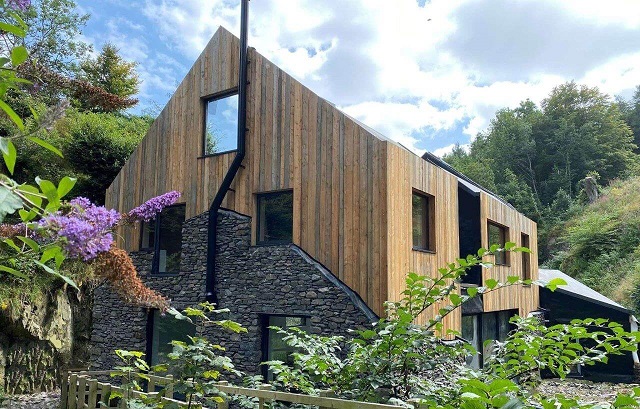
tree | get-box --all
[80,43,140,107]
[618,85,640,151]
[442,144,497,191]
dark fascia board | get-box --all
[289,245,379,324]
[544,286,633,315]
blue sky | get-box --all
[76,0,640,156]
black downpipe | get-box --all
[205,0,250,303]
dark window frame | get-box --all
[487,220,509,266]
[256,190,294,246]
[521,232,531,281]
[201,88,240,158]
[139,203,186,275]
[146,308,196,367]
[260,313,310,380]
[411,189,436,253]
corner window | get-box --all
[262,315,309,380]
[204,92,239,155]
[257,191,293,245]
[148,310,195,365]
[140,204,186,274]
[487,221,509,265]
[521,233,531,280]
[412,191,435,252]
[462,310,516,369]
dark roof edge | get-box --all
[290,245,379,323]
[551,287,633,315]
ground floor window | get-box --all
[461,309,516,368]
[261,315,309,380]
[148,310,196,365]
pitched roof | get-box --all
[539,268,632,314]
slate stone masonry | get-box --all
[91,209,376,374]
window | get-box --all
[463,310,516,368]
[412,191,435,252]
[521,233,531,280]
[257,191,293,245]
[203,92,239,155]
[487,221,509,265]
[262,315,309,380]
[148,310,195,365]
[140,204,186,274]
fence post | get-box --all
[59,370,69,409]
[87,379,98,409]
[68,374,78,409]
[318,389,334,409]
[258,384,271,409]
[165,374,174,398]
[217,381,229,409]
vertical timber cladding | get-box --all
[480,192,539,316]
[385,143,461,331]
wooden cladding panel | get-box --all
[480,192,539,316]
[385,144,461,331]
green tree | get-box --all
[618,85,640,151]
[80,43,140,106]
[442,144,497,191]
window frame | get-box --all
[411,189,436,253]
[146,309,196,366]
[201,88,240,158]
[521,232,531,281]
[487,220,509,266]
[260,313,310,380]
[255,190,294,246]
[139,203,186,275]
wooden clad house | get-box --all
[95,27,539,372]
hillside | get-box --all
[544,176,640,312]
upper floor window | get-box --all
[203,91,238,155]
[521,232,531,280]
[412,191,435,252]
[140,204,186,274]
[487,221,509,265]
[257,191,293,245]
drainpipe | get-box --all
[205,0,250,304]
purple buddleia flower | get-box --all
[6,0,30,11]
[126,191,181,222]
[39,198,120,261]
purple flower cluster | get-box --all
[39,197,121,261]
[127,191,181,222]
[6,0,30,11]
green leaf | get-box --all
[545,277,568,291]
[40,246,62,264]
[57,176,76,198]
[0,100,24,131]
[26,136,63,158]
[34,260,79,290]
[17,184,43,208]
[10,45,28,66]
[3,238,21,252]
[0,185,23,222]
[0,264,27,279]
[35,177,59,209]
[485,278,499,289]
[1,138,16,174]
[16,235,39,251]
[467,287,478,297]
[0,22,26,37]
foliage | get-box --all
[80,43,140,107]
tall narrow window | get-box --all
[412,191,435,252]
[262,315,309,380]
[149,310,195,365]
[204,92,239,155]
[487,221,509,265]
[140,204,186,274]
[257,191,293,245]
[521,233,531,280]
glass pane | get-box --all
[157,205,185,273]
[521,233,531,279]
[482,312,497,365]
[285,316,305,327]
[488,223,506,265]
[205,94,239,155]
[258,192,293,244]
[497,311,512,341]
[412,194,428,249]
[141,220,155,249]
[462,315,480,369]
[151,310,195,365]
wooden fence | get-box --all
[60,371,404,409]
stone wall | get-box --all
[91,209,376,375]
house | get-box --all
[90,26,540,375]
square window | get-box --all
[487,221,509,265]
[262,315,309,380]
[412,191,435,252]
[521,233,531,280]
[204,92,239,155]
[149,310,195,365]
[140,204,186,274]
[257,191,293,245]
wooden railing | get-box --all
[60,371,404,409]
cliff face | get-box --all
[0,286,92,394]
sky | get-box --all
[75,0,640,156]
